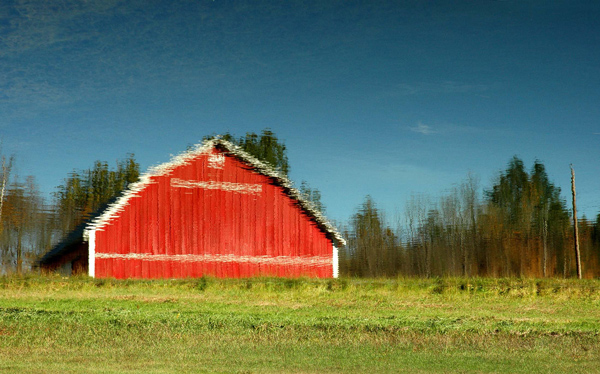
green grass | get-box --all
[0,275,599,373]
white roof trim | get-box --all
[83,138,346,247]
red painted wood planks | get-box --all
[93,148,334,279]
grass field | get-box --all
[0,275,599,373]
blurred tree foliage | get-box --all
[340,196,401,277]
[485,157,570,277]
[0,150,51,273]
[207,128,290,176]
[54,154,140,236]
[299,181,325,215]
[341,157,599,278]
[3,138,599,277]
[207,129,325,213]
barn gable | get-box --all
[79,138,344,279]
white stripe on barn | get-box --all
[95,252,332,267]
[170,178,262,195]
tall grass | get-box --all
[1,275,599,373]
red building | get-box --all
[39,138,345,279]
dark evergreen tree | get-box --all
[54,154,140,236]
[207,129,326,214]
[485,156,570,276]
[487,156,530,226]
[299,181,325,214]
[342,196,401,277]
[206,128,290,176]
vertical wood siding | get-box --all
[92,149,334,279]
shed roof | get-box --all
[37,221,87,266]
[36,199,115,266]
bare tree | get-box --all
[405,194,431,277]
[0,152,14,233]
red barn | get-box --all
[40,138,345,279]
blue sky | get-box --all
[1,0,599,223]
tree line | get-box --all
[340,157,600,278]
[0,131,598,277]
[0,149,141,274]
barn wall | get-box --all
[91,149,334,279]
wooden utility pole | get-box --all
[570,165,582,279]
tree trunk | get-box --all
[16,228,22,274]
[542,219,548,277]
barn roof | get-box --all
[84,138,346,247]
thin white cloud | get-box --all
[405,122,505,137]
[436,123,489,134]
[409,122,436,135]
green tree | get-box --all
[207,129,290,176]
[54,154,140,236]
[208,129,327,214]
[485,156,569,277]
[343,196,401,277]
[1,176,43,273]
[593,214,600,245]
[299,181,326,214]
[487,156,530,227]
